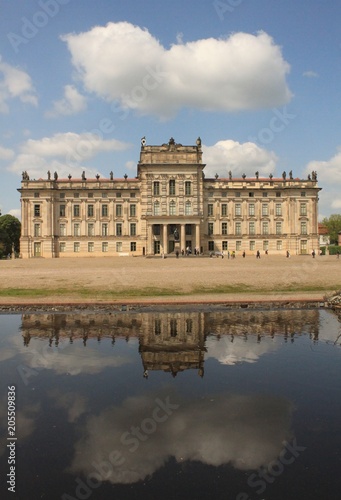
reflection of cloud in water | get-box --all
[51,390,88,423]
[4,335,132,376]
[68,391,293,484]
[206,335,279,365]
[0,401,39,457]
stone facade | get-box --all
[18,137,321,258]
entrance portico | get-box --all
[147,218,202,255]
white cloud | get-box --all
[303,71,319,78]
[8,132,131,179]
[203,139,277,178]
[0,60,37,113]
[61,23,292,118]
[46,84,87,117]
[8,208,21,219]
[305,148,341,216]
[0,145,15,160]
[68,391,293,483]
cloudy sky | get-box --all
[0,0,340,218]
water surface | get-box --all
[0,308,341,500]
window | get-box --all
[130,223,136,236]
[249,204,255,216]
[169,179,175,195]
[74,242,80,253]
[155,319,161,335]
[34,204,41,217]
[130,193,135,198]
[102,242,108,253]
[87,204,94,217]
[236,241,242,251]
[301,222,307,235]
[262,204,268,216]
[235,203,241,216]
[102,223,108,236]
[235,192,241,197]
[73,204,80,217]
[116,223,122,236]
[73,223,80,237]
[116,242,122,252]
[170,319,177,337]
[276,222,282,235]
[88,193,93,198]
[102,192,108,198]
[153,182,160,196]
[208,222,214,235]
[185,201,192,215]
[185,181,191,195]
[222,241,228,251]
[59,223,66,236]
[88,223,95,236]
[116,204,122,217]
[222,222,228,235]
[235,222,241,235]
[74,192,79,198]
[102,204,108,217]
[249,222,255,235]
[153,225,160,236]
[34,223,41,237]
[300,203,307,216]
[130,204,136,217]
[222,191,227,197]
[130,242,136,252]
[249,192,254,198]
[208,241,214,251]
[59,242,66,253]
[275,203,282,216]
[186,319,193,334]
[208,204,213,216]
[250,241,255,251]
[301,192,306,197]
[116,192,121,198]
[277,240,282,251]
[169,200,176,215]
[59,204,66,217]
[34,192,40,198]
[185,224,192,236]
[262,221,269,235]
[262,192,268,197]
[88,242,94,253]
[276,192,281,197]
[263,240,269,251]
[154,201,160,216]
[221,204,227,216]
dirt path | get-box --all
[0,254,340,305]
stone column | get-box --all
[181,224,185,252]
[163,224,168,254]
[195,223,200,251]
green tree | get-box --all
[0,214,21,256]
[321,214,341,245]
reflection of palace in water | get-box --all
[21,309,320,376]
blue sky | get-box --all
[1,0,341,219]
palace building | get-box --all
[18,137,321,258]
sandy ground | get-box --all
[0,254,340,305]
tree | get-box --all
[321,214,341,245]
[0,214,21,256]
